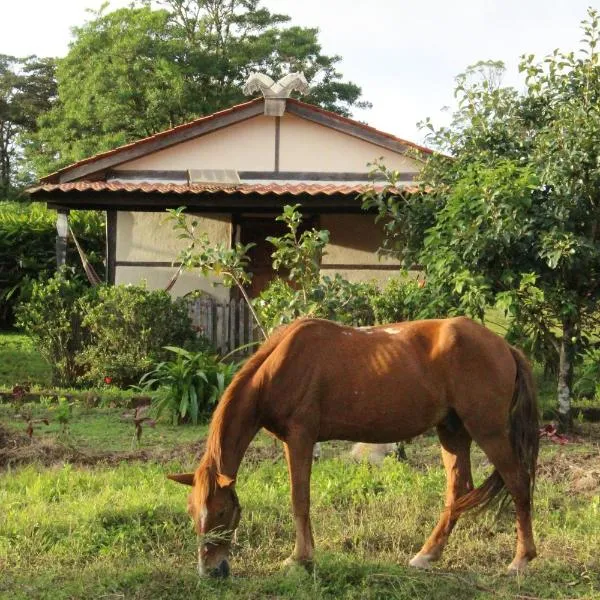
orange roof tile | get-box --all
[28,181,420,196]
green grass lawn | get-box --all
[0,332,52,388]
[0,431,598,600]
[1,330,599,598]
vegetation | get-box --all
[139,347,239,425]
[363,9,600,428]
[0,202,104,329]
[0,54,56,196]
[253,204,378,332]
[25,0,369,176]
[15,272,199,387]
[0,415,598,599]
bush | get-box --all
[15,269,90,387]
[0,202,104,329]
[371,275,444,324]
[16,272,200,388]
[139,347,239,425]
[79,284,200,387]
[253,275,378,333]
[574,347,600,401]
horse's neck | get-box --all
[208,383,260,480]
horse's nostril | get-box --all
[210,560,230,578]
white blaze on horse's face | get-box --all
[192,485,241,578]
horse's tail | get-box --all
[451,345,539,517]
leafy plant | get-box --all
[55,396,73,437]
[78,284,198,387]
[139,347,239,425]
[15,268,90,387]
[267,204,329,306]
[0,202,104,328]
[574,347,600,401]
[168,207,267,339]
[16,273,200,388]
[121,405,156,447]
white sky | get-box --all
[0,0,595,144]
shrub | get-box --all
[0,202,104,328]
[253,275,378,333]
[371,275,444,324]
[78,285,199,387]
[16,273,201,388]
[139,347,239,425]
[574,347,600,400]
[316,275,378,326]
[15,269,90,387]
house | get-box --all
[28,77,431,301]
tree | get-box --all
[29,1,369,176]
[364,8,600,429]
[0,55,56,196]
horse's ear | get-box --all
[167,472,195,486]
[216,473,235,488]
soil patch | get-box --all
[0,424,282,469]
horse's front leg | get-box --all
[283,435,315,567]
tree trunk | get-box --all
[557,316,576,432]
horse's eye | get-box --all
[218,509,226,518]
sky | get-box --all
[0,0,596,145]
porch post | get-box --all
[55,209,69,268]
[106,209,117,284]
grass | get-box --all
[0,431,599,599]
[0,402,209,453]
[1,331,599,598]
[0,332,51,388]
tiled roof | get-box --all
[29,181,419,196]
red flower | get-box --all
[104,377,113,385]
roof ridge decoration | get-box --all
[242,72,309,116]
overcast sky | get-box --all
[0,0,595,144]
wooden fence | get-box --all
[188,296,259,356]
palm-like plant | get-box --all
[139,347,238,425]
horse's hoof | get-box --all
[409,553,434,570]
[283,555,313,572]
[507,558,529,575]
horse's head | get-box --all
[168,469,241,577]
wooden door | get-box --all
[236,214,318,298]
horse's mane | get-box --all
[193,321,300,504]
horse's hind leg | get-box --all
[471,434,536,573]
[409,422,473,569]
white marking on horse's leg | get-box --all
[507,556,530,574]
[409,553,435,569]
[312,443,321,460]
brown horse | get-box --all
[168,317,539,577]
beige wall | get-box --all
[320,214,400,288]
[115,211,232,300]
[115,115,276,171]
[116,211,230,262]
[279,114,422,173]
[115,266,230,301]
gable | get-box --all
[114,108,421,176]
[115,113,277,172]
[278,113,421,173]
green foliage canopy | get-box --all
[364,8,600,426]
[29,1,369,175]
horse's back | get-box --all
[255,317,517,443]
